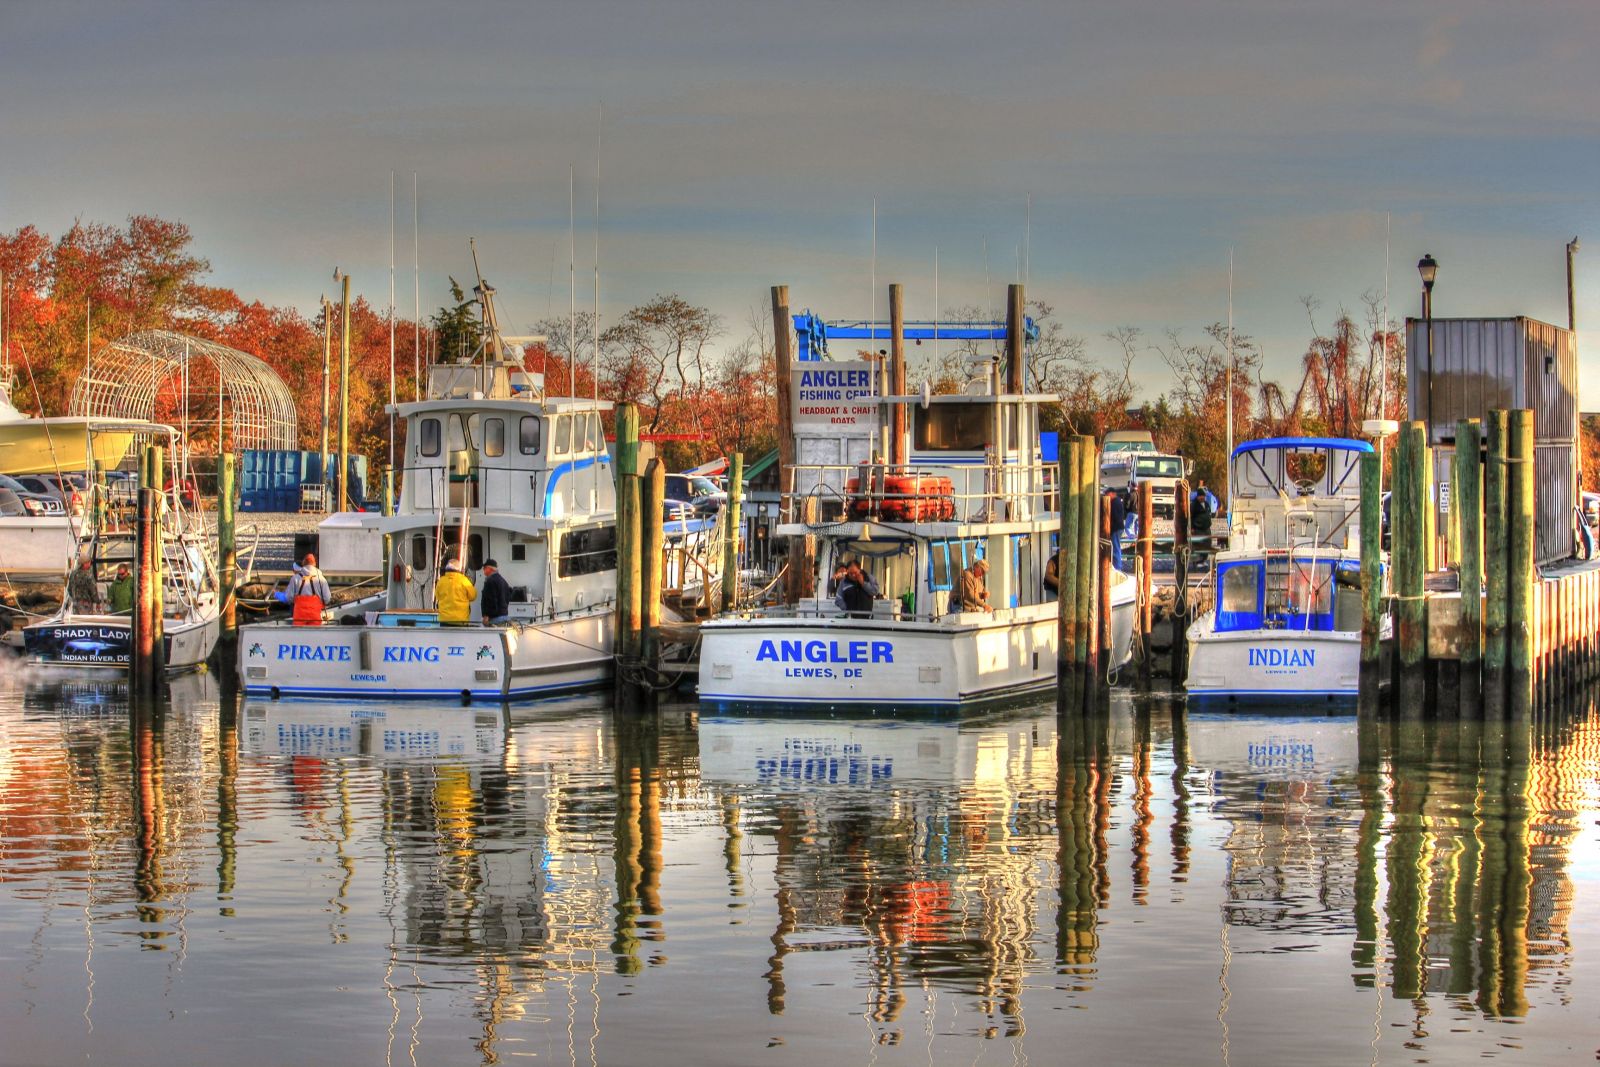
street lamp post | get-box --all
[1418,254,1438,440]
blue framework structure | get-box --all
[792,312,1039,362]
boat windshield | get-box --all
[1134,456,1183,478]
[1215,555,1362,633]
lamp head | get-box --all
[1417,254,1438,291]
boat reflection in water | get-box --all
[1,674,1598,1063]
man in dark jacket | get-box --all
[480,559,513,624]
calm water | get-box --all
[2,670,1598,1066]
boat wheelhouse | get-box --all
[1184,437,1384,704]
[699,383,1137,715]
[238,275,617,702]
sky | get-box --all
[4,0,1600,406]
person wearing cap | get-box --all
[107,563,135,614]
[435,557,477,625]
[287,552,332,626]
[67,556,101,614]
[480,559,512,624]
[957,557,992,613]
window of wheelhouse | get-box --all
[579,412,599,453]
[1216,561,1263,632]
[558,526,617,577]
[448,413,469,452]
[834,539,915,614]
[411,533,430,570]
[519,416,541,455]
[418,417,442,458]
[483,417,506,458]
[553,416,571,456]
[914,403,990,451]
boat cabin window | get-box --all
[831,539,916,615]
[553,416,571,456]
[1217,561,1263,631]
[579,412,599,453]
[411,534,430,570]
[482,417,506,458]
[519,416,541,455]
[419,417,442,458]
[448,413,469,453]
[914,403,990,451]
[440,528,483,571]
[558,526,617,577]
[927,538,986,591]
[1134,456,1183,479]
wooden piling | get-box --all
[1137,480,1153,685]
[145,445,165,671]
[1483,410,1509,716]
[772,286,810,604]
[131,486,159,699]
[218,453,237,640]
[721,452,744,613]
[1395,422,1427,715]
[1056,440,1080,711]
[1004,284,1026,395]
[889,285,907,466]
[642,459,665,678]
[1359,453,1383,703]
[1096,489,1113,701]
[1172,479,1190,682]
[614,403,641,710]
[1455,419,1483,717]
[1507,409,1534,717]
[1074,435,1097,704]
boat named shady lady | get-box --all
[698,373,1137,714]
[238,277,616,702]
[1184,437,1385,704]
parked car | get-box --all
[14,472,88,512]
[664,473,727,516]
[1577,492,1599,560]
[0,474,66,516]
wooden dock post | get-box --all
[1507,408,1535,717]
[721,452,744,613]
[1056,438,1082,713]
[614,403,642,711]
[1172,479,1190,683]
[642,459,665,681]
[1456,419,1483,717]
[1136,480,1153,685]
[218,453,237,641]
[1074,436,1097,709]
[1395,422,1427,715]
[772,286,810,604]
[1095,488,1113,704]
[1359,452,1383,705]
[1483,410,1509,716]
[144,445,166,675]
[889,285,907,465]
[132,485,159,700]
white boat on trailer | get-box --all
[238,272,617,703]
[1185,436,1386,705]
[699,382,1137,715]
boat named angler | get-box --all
[699,345,1136,715]
[238,268,616,702]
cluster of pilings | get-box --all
[1358,410,1583,718]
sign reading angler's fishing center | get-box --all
[792,362,878,429]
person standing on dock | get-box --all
[287,553,332,626]
[957,557,992,613]
[67,556,101,614]
[107,563,134,614]
[436,558,477,625]
[480,559,512,624]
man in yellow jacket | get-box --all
[435,558,477,625]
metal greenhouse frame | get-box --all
[69,330,298,451]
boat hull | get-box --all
[21,613,220,672]
[698,587,1137,716]
[238,610,613,702]
[1184,611,1364,704]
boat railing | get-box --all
[782,460,1056,525]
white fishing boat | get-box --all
[237,272,617,702]
[20,526,221,672]
[699,375,1137,715]
[1184,437,1384,704]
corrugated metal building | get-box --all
[1405,316,1579,567]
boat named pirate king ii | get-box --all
[1184,437,1386,703]
[699,355,1136,714]
[238,273,615,701]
